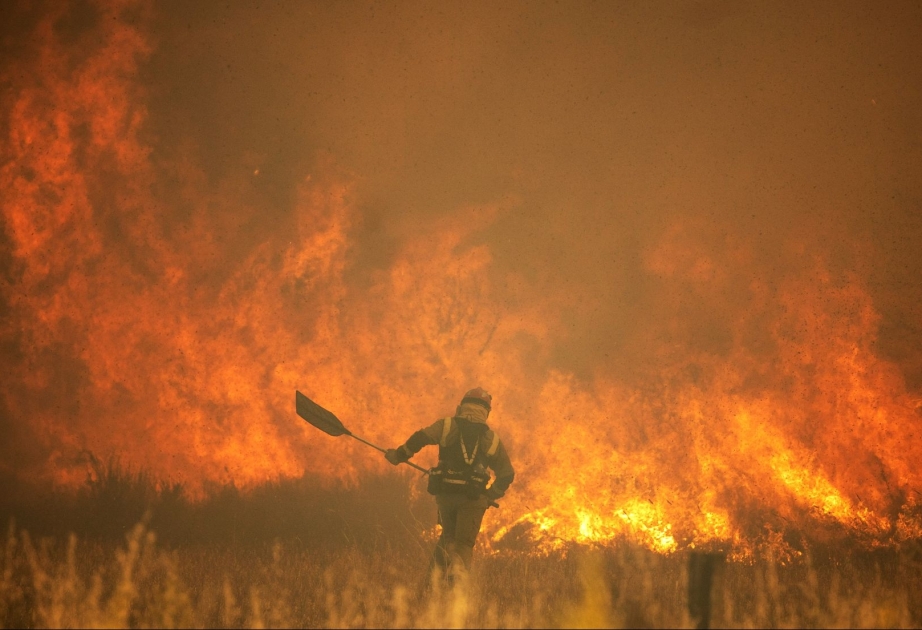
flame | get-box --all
[2,3,922,559]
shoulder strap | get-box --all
[457,418,480,465]
[439,416,453,447]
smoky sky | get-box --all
[130,0,922,381]
[2,0,922,497]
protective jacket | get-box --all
[401,402,515,500]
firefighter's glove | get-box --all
[385,445,410,466]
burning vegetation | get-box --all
[3,1,922,626]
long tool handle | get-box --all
[348,430,498,508]
[348,434,430,475]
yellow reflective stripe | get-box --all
[487,431,500,457]
[440,416,452,447]
[461,436,478,465]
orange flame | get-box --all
[2,3,921,559]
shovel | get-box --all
[295,390,498,507]
[296,390,430,474]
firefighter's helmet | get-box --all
[460,387,492,411]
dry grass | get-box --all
[2,522,920,628]
[1,466,921,628]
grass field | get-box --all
[2,465,921,628]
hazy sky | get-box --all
[128,0,922,379]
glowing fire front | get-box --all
[2,3,922,560]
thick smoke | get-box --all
[2,1,922,553]
[132,0,922,381]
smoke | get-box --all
[2,0,922,552]
[130,0,922,382]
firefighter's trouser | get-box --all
[433,493,489,576]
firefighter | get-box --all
[385,387,515,579]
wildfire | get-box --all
[2,2,921,561]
